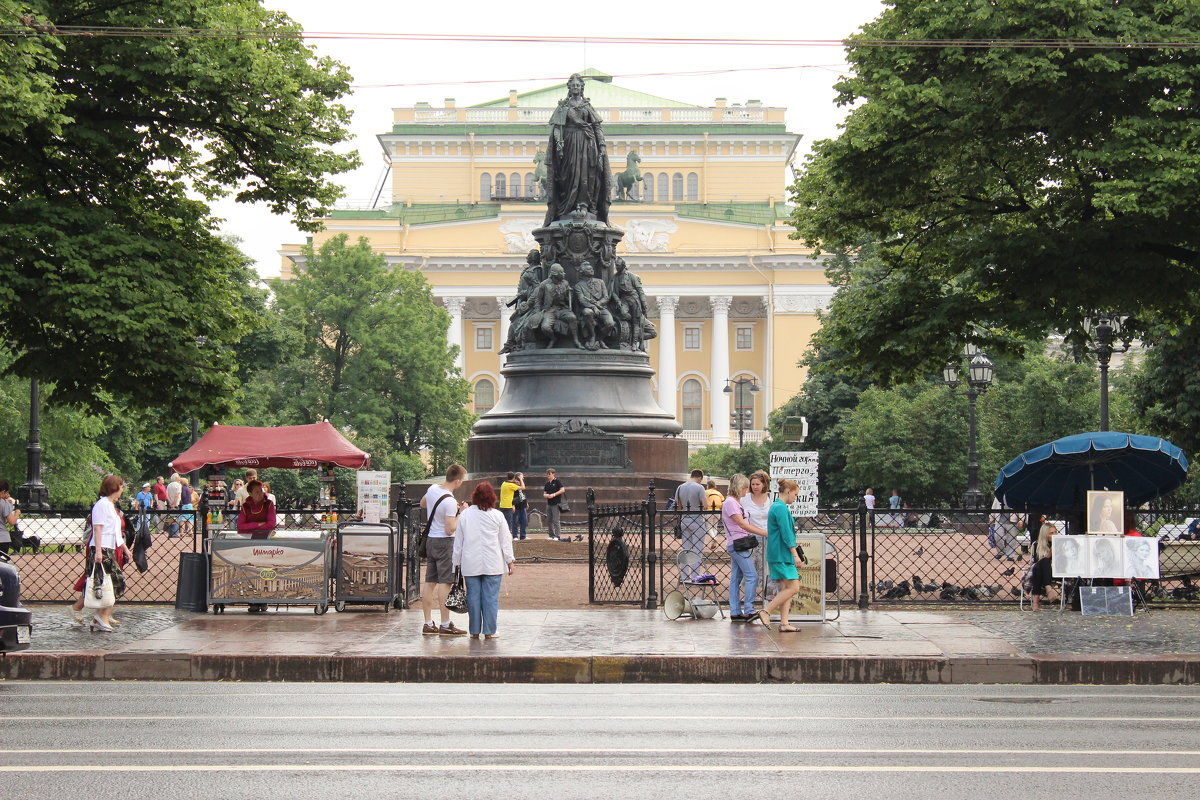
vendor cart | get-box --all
[334,521,400,612]
[208,530,334,614]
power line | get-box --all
[351,64,847,90]
[4,25,1200,50]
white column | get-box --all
[496,296,511,391]
[709,295,732,443]
[444,296,467,373]
[656,295,678,415]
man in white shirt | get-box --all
[420,464,469,636]
[166,473,183,509]
[673,469,708,555]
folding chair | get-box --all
[663,549,725,620]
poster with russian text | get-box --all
[356,471,392,524]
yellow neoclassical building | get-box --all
[281,69,832,447]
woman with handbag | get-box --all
[84,475,133,632]
[756,478,803,632]
[722,473,767,621]
[452,482,515,639]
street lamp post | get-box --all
[1083,313,1131,432]
[17,378,50,511]
[943,349,994,509]
[722,377,760,448]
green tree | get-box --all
[790,1,1200,384]
[842,383,971,506]
[267,235,473,468]
[0,1,358,419]
[688,443,771,480]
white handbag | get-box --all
[83,561,116,609]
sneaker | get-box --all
[422,622,439,635]
[439,623,467,636]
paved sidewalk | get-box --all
[5,605,1199,684]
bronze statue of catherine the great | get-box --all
[543,73,611,226]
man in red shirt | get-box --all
[151,476,169,533]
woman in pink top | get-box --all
[721,473,767,621]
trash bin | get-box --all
[175,552,209,612]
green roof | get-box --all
[327,203,500,225]
[473,69,699,109]
[325,202,785,228]
[390,123,790,136]
[675,203,781,226]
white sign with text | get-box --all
[769,451,819,518]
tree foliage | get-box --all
[266,235,473,468]
[0,0,358,419]
[791,1,1200,384]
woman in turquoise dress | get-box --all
[756,479,803,632]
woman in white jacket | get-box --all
[453,481,516,639]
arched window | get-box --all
[687,172,699,201]
[474,379,496,415]
[510,173,521,197]
[672,173,684,201]
[479,173,492,201]
[681,379,703,430]
[525,173,535,197]
[644,175,654,202]
[732,376,755,429]
[657,173,669,203]
[494,173,506,197]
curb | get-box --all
[3,652,1198,684]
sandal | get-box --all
[779,625,800,633]
[753,610,770,626]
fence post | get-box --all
[587,497,596,604]
[857,502,870,610]
[645,479,658,610]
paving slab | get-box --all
[4,604,1199,684]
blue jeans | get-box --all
[465,573,503,635]
[501,508,515,536]
[727,546,758,615]
[513,507,528,539]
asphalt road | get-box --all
[2,682,1198,799]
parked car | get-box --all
[0,551,32,652]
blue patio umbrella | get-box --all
[994,432,1189,510]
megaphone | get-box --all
[663,590,687,620]
[690,598,719,619]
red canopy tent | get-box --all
[170,422,370,473]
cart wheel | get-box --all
[213,604,224,615]
[334,601,346,613]
[314,604,328,615]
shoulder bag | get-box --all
[732,534,758,552]
[444,570,467,614]
[83,560,116,609]
[418,493,451,559]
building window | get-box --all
[525,173,535,196]
[658,173,669,202]
[510,173,520,196]
[475,326,494,351]
[681,379,703,430]
[683,326,701,350]
[733,377,755,429]
[644,175,654,202]
[474,379,495,415]
[735,326,753,350]
[672,173,683,200]
[479,173,491,201]
[687,172,699,201]
[494,173,506,197]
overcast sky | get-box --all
[212,0,889,277]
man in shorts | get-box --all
[420,464,469,635]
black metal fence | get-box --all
[586,490,1200,608]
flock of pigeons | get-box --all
[872,576,1021,601]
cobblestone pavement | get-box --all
[29,605,197,652]
[950,608,1200,655]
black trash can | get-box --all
[175,552,209,612]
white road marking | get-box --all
[0,764,1197,774]
[5,747,1200,756]
[0,714,1192,722]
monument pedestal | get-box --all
[467,349,687,477]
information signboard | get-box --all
[356,470,392,524]
[769,451,819,518]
